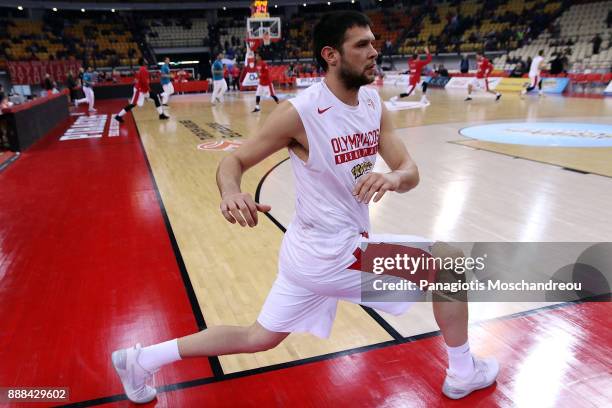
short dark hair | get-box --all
[313,11,372,71]
[538,50,544,56]
[138,57,145,66]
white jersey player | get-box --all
[111,11,499,404]
[522,50,545,96]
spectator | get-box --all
[231,64,241,91]
[0,84,8,110]
[460,54,469,74]
[509,61,526,78]
[438,64,449,77]
[66,70,78,101]
[42,73,53,97]
[592,34,602,55]
[549,53,562,75]
[112,68,121,83]
[223,64,230,89]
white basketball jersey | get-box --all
[281,81,382,276]
[529,56,544,77]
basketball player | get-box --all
[159,57,174,106]
[73,66,96,112]
[114,58,168,123]
[211,53,227,105]
[521,50,545,97]
[465,52,501,101]
[390,47,432,105]
[111,11,499,403]
[252,53,279,112]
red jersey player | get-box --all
[115,57,169,123]
[466,52,501,101]
[390,47,432,105]
[252,53,279,113]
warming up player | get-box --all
[390,47,432,105]
[114,58,169,123]
[73,66,96,112]
[211,53,228,105]
[160,57,174,106]
[111,11,499,405]
[521,50,545,97]
[252,53,279,112]
[465,52,501,101]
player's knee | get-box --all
[431,242,468,302]
[431,242,463,260]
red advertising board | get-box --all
[7,60,82,85]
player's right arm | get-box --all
[216,101,303,227]
[538,59,546,71]
[424,47,432,63]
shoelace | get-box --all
[129,347,151,393]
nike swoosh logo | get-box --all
[318,106,332,114]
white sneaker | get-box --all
[112,344,157,404]
[88,108,97,112]
[420,96,429,105]
[390,96,399,105]
[442,356,499,399]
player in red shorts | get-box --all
[465,52,501,101]
[252,53,280,113]
[114,58,169,123]
[390,47,432,105]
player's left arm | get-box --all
[353,103,419,204]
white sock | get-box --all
[138,339,181,372]
[117,109,127,117]
[446,341,475,378]
[156,106,163,115]
[255,105,260,109]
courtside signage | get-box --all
[460,122,612,147]
[296,77,323,87]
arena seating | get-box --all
[1,17,142,68]
[494,1,612,73]
[218,18,246,53]
[146,18,209,48]
[398,0,564,55]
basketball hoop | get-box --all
[246,16,281,47]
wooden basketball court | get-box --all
[133,86,612,370]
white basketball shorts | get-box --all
[257,234,432,338]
